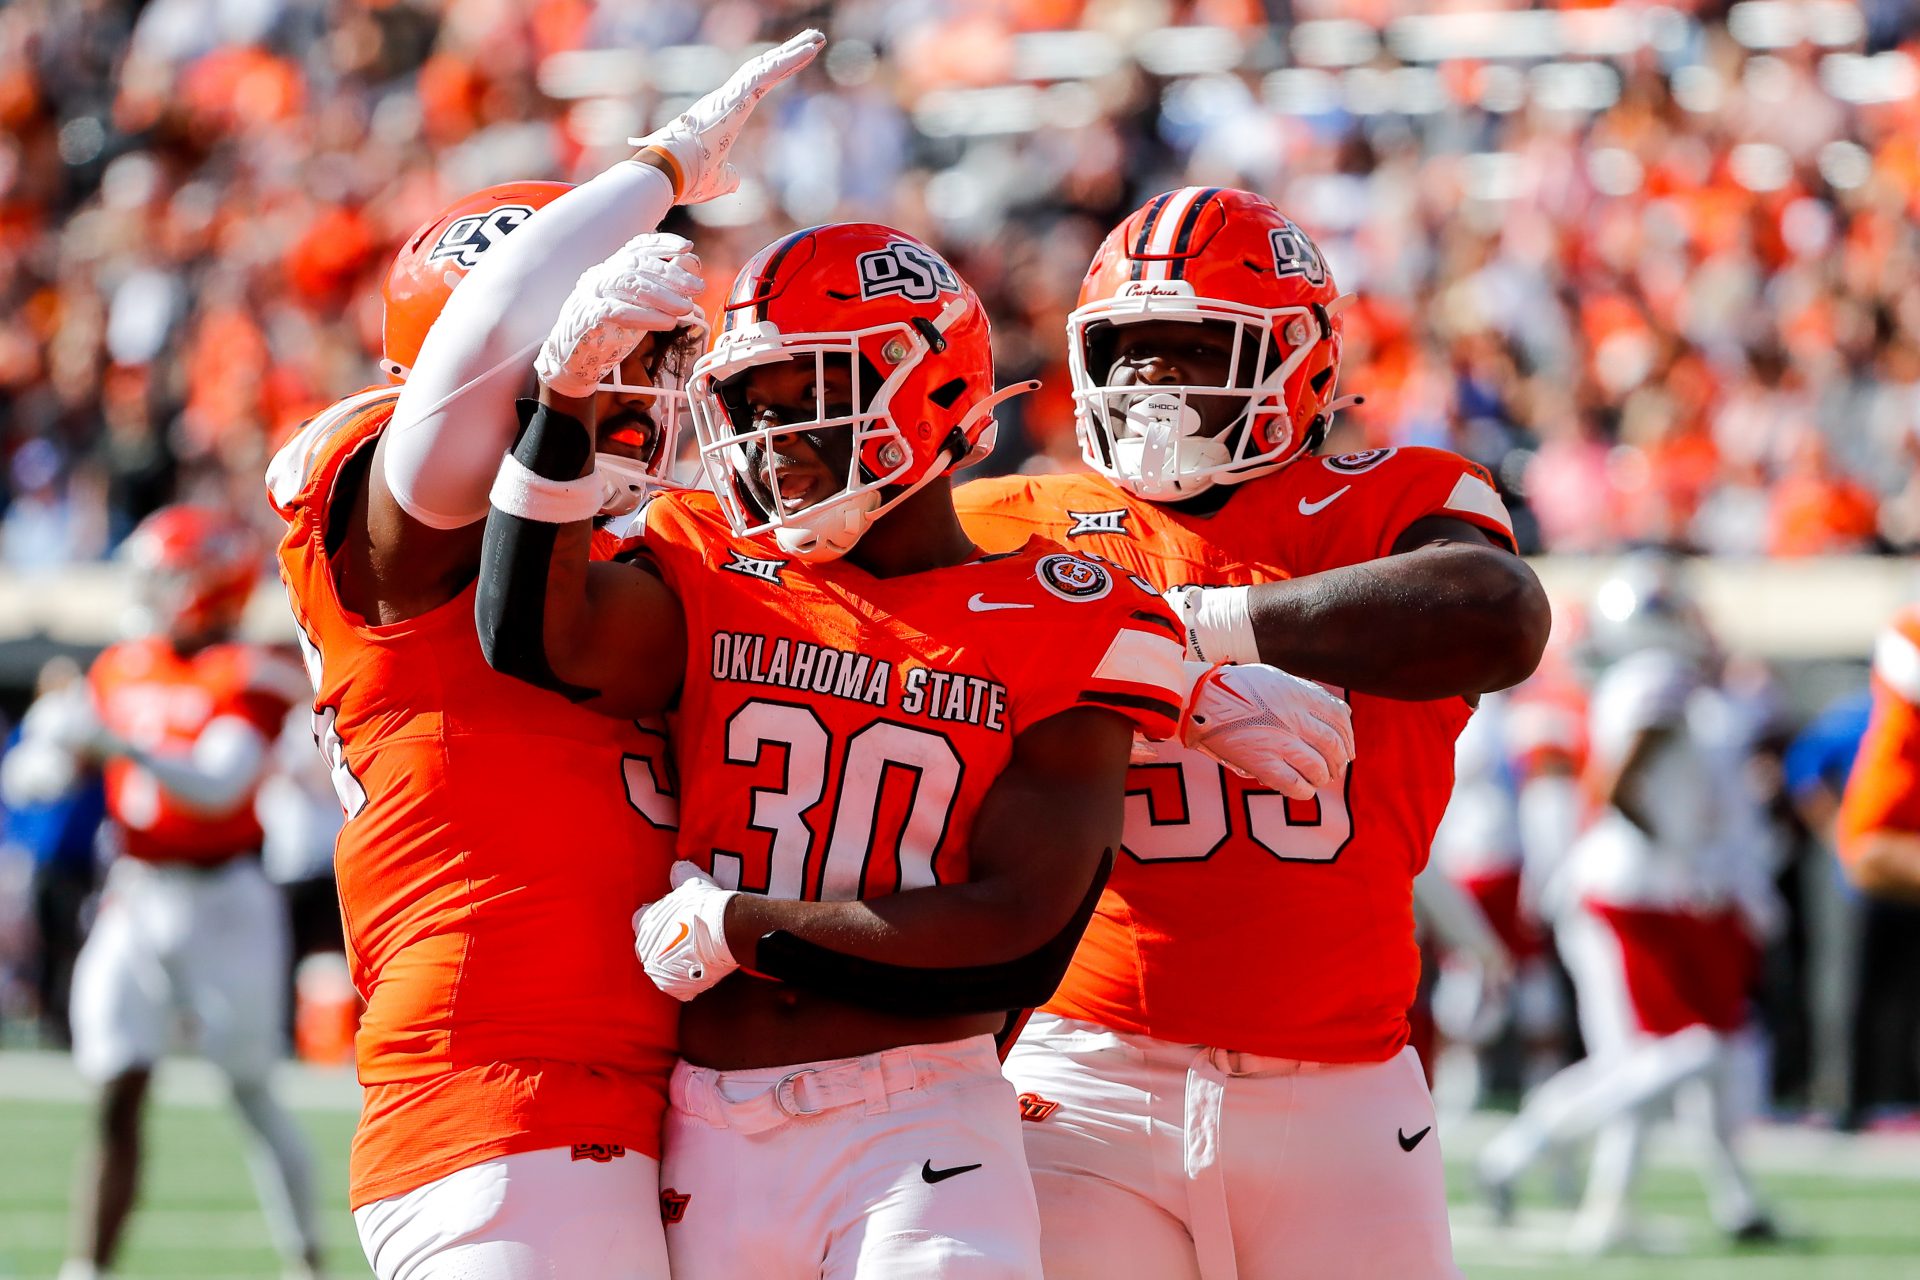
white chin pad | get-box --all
[594,453,659,517]
[1113,393,1222,499]
[773,490,880,563]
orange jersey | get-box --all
[957,446,1517,1062]
[88,637,297,864]
[269,387,678,1207]
[636,490,1183,908]
[1838,607,1920,859]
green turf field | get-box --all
[4,1053,1920,1279]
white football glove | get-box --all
[534,234,705,399]
[632,861,739,1001]
[631,29,825,205]
[1164,661,1355,800]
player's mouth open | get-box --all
[763,450,837,513]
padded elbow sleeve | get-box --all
[476,399,599,702]
[752,849,1114,1019]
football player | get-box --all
[1477,564,1779,1251]
[476,221,1354,1280]
[953,187,1552,1279]
[264,33,821,1280]
[1839,605,1920,898]
[32,506,319,1280]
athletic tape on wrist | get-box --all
[1164,585,1260,665]
[488,452,605,524]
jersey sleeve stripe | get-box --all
[1874,627,1920,703]
[1441,473,1515,537]
[1128,608,1183,639]
[1077,689,1183,725]
[1091,628,1187,696]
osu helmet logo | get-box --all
[1037,554,1112,603]
[1269,218,1327,287]
[427,205,537,269]
[856,242,960,303]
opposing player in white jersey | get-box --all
[19,507,321,1280]
[1477,562,1781,1251]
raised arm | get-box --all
[355,30,824,612]
[633,707,1136,1015]
[381,28,822,532]
[1170,517,1550,700]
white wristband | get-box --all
[1163,584,1261,664]
[488,452,605,524]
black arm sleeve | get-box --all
[476,398,600,702]
[751,850,1115,1018]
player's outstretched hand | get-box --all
[631,29,826,205]
[1168,661,1355,799]
[535,233,704,398]
[632,860,740,1001]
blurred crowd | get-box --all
[3,0,1920,569]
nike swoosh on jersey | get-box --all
[1297,486,1352,516]
[1397,1125,1432,1152]
[967,594,1034,612]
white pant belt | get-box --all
[672,1047,923,1135]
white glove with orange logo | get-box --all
[1156,661,1355,800]
[631,30,825,204]
[632,861,739,1001]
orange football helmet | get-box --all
[1070,187,1354,499]
[380,181,572,382]
[688,223,1023,561]
[119,505,259,644]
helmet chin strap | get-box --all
[1111,392,1228,499]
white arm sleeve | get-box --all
[130,715,270,817]
[382,159,678,529]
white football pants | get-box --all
[661,1035,1041,1279]
[71,855,319,1264]
[1003,1013,1461,1280]
[354,1146,669,1280]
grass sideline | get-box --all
[4,1052,1920,1279]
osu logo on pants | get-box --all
[570,1142,626,1163]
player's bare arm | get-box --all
[725,706,1129,970]
[636,706,1134,1069]
[1844,831,1920,901]
[1186,517,1549,700]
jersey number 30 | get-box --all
[709,699,963,898]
